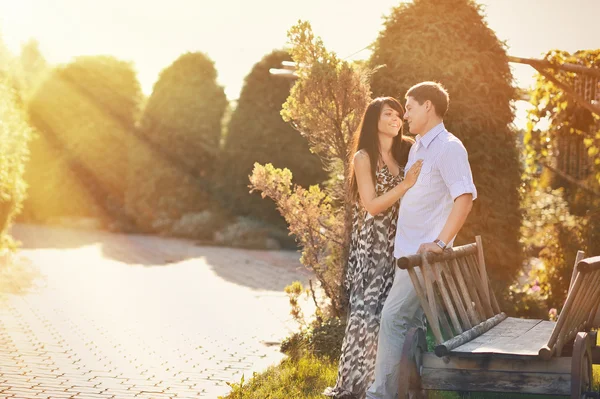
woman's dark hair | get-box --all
[348,97,414,201]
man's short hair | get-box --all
[405,81,449,118]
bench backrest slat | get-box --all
[539,255,600,359]
[397,236,501,345]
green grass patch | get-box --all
[220,354,337,399]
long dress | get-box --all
[324,164,403,399]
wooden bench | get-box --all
[397,236,600,398]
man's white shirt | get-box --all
[394,122,477,258]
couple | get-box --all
[324,82,477,399]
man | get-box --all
[367,81,477,399]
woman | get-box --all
[324,97,422,399]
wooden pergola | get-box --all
[271,56,600,118]
[509,56,600,196]
[509,55,600,118]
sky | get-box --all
[1,0,599,127]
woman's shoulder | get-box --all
[354,149,369,159]
[354,149,370,165]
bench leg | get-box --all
[572,332,594,399]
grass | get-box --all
[222,332,599,399]
[220,355,337,399]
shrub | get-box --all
[0,78,32,247]
[25,56,142,227]
[369,0,522,301]
[218,50,326,228]
[126,52,227,232]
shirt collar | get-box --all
[416,122,446,149]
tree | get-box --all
[369,0,522,302]
[523,49,600,310]
[126,52,227,232]
[0,78,32,249]
[25,56,143,226]
[219,50,326,227]
[250,21,372,317]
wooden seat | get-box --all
[451,317,555,357]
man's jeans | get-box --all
[366,267,425,399]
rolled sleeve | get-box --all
[438,141,477,201]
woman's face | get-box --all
[378,104,402,138]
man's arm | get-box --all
[417,140,477,254]
[417,194,472,254]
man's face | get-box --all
[404,96,428,136]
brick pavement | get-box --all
[0,224,315,398]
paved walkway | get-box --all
[0,224,315,398]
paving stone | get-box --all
[0,224,318,398]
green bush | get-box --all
[250,22,372,318]
[218,50,326,228]
[25,56,142,228]
[369,0,522,303]
[126,52,227,233]
[0,78,32,247]
[281,317,346,362]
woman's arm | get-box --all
[354,152,422,216]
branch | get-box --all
[287,209,345,247]
[508,56,600,79]
[256,187,345,247]
[542,162,600,197]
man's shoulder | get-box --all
[439,130,461,143]
[439,131,467,152]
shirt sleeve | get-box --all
[437,140,477,201]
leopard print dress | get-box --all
[324,164,403,399]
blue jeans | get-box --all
[366,268,425,399]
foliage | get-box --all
[126,52,227,232]
[281,23,371,173]
[169,210,229,241]
[250,163,347,316]
[220,354,337,399]
[218,50,326,228]
[0,78,32,247]
[369,0,522,301]
[249,21,372,317]
[518,187,588,312]
[284,281,310,328]
[281,316,346,362]
[523,49,600,311]
[25,56,142,228]
[213,215,286,249]
[524,49,600,185]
